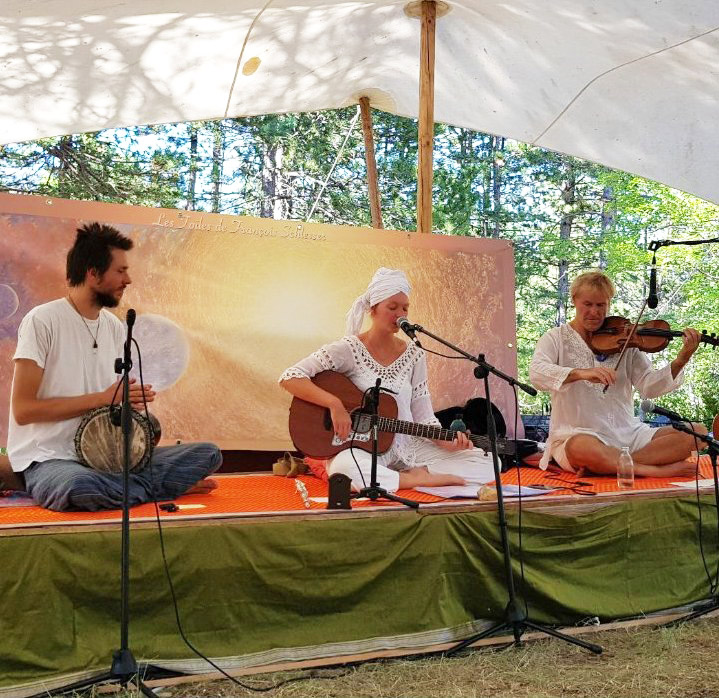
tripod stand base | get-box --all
[111,647,138,678]
[44,654,159,698]
[662,597,719,628]
[351,485,420,509]
[446,613,603,656]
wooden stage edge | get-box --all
[1,472,715,537]
[128,609,719,691]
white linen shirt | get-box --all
[279,335,441,467]
[529,324,683,469]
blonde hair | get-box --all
[570,270,615,302]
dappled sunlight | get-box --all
[1,1,718,202]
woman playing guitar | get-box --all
[279,267,495,492]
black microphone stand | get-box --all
[49,311,158,698]
[647,236,719,309]
[351,378,419,509]
[644,234,719,624]
[111,310,156,695]
[661,420,719,627]
[405,324,602,655]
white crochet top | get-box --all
[280,335,441,466]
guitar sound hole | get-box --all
[323,409,333,432]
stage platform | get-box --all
[1,459,718,697]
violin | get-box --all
[589,316,719,356]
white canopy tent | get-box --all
[1,1,718,203]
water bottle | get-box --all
[617,447,634,489]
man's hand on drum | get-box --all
[128,379,155,408]
[436,430,474,452]
[101,378,155,408]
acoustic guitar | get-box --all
[288,370,516,459]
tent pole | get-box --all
[417,0,437,235]
[359,96,384,229]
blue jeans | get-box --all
[23,443,222,512]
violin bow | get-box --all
[601,298,648,393]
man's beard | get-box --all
[93,288,120,308]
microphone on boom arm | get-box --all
[396,316,421,345]
[647,252,659,309]
[640,399,687,423]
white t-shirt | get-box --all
[8,298,125,472]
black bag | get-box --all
[435,398,537,470]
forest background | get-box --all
[2,107,718,424]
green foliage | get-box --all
[0,131,186,208]
[2,111,719,421]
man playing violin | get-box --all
[530,270,705,478]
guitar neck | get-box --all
[375,416,515,456]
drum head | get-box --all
[74,406,154,474]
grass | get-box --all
[131,618,719,698]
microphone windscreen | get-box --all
[126,308,136,327]
[647,267,658,309]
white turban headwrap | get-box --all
[345,267,411,336]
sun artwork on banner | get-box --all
[0,197,518,450]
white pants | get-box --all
[328,439,496,492]
[547,425,656,472]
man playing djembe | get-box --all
[7,222,221,511]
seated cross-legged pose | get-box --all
[529,270,705,478]
[279,267,495,492]
[7,222,222,511]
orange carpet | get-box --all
[0,473,448,528]
[506,453,715,492]
[0,456,715,528]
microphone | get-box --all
[647,255,658,309]
[116,309,137,429]
[123,308,136,364]
[396,316,418,341]
[640,399,686,423]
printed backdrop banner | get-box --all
[0,193,519,450]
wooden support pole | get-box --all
[417,0,437,234]
[359,96,384,229]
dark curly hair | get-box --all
[66,222,133,286]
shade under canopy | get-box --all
[2,1,718,203]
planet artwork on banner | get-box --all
[130,313,190,391]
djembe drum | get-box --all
[74,406,156,474]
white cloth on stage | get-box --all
[529,324,684,471]
[279,335,495,491]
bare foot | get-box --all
[399,467,466,489]
[185,478,219,495]
[636,461,697,479]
